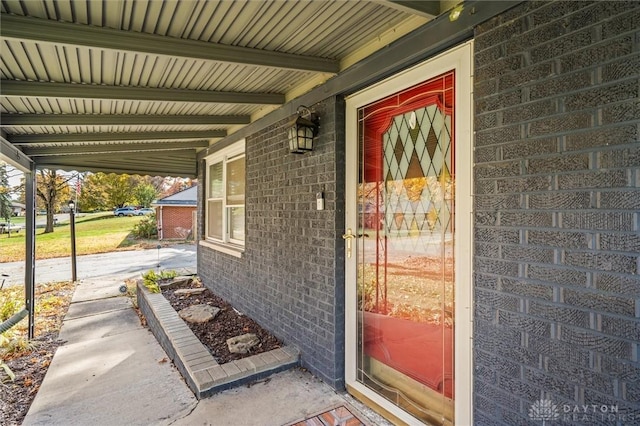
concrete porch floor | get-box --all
[22,274,392,426]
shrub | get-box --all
[141,269,176,293]
[142,270,161,293]
[158,270,177,280]
[1,297,19,322]
[0,335,37,358]
[132,216,158,239]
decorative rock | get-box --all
[227,333,259,354]
[159,276,194,289]
[174,288,207,296]
[179,304,220,323]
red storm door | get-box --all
[355,71,455,424]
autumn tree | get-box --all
[77,173,109,212]
[76,173,190,211]
[105,173,138,208]
[160,177,193,198]
[0,163,12,221]
[36,169,72,233]
[145,176,166,194]
[78,173,137,210]
[78,173,166,210]
[134,183,159,207]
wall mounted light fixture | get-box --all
[288,105,319,154]
[449,4,464,21]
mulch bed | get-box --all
[0,333,62,426]
[160,280,282,364]
[1,280,75,426]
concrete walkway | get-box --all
[22,275,196,425]
[1,244,197,287]
[20,272,390,425]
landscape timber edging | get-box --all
[136,281,300,399]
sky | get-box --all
[2,163,79,200]
[3,163,24,198]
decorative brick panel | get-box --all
[473,1,640,423]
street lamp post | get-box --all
[68,200,77,282]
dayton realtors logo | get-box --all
[529,399,559,425]
[529,399,637,424]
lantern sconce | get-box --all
[288,105,319,154]
[449,4,464,22]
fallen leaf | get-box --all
[158,357,168,364]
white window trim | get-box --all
[199,239,243,258]
[202,139,245,256]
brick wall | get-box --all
[473,1,640,424]
[159,206,196,239]
[198,96,346,388]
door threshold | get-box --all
[346,384,409,426]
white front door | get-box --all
[345,42,473,425]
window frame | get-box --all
[202,139,245,256]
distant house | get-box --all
[152,185,197,240]
[11,201,25,217]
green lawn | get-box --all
[4,216,26,225]
[0,213,160,262]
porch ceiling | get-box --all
[0,0,447,178]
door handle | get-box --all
[342,228,355,258]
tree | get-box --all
[76,173,183,212]
[36,170,72,233]
[134,183,159,207]
[0,164,13,221]
[145,176,166,194]
[160,177,193,198]
[78,172,139,210]
[104,173,138,208]
[77,173,110,212]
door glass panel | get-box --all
[356,71,455,425]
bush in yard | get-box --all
[132,216,158,239]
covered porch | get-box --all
[6,2,637,425]
[1,0,509,350]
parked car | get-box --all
[134,208,155,216]
[0,222,23,234]
[113,206,137,217]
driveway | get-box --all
[1,244,197,287]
